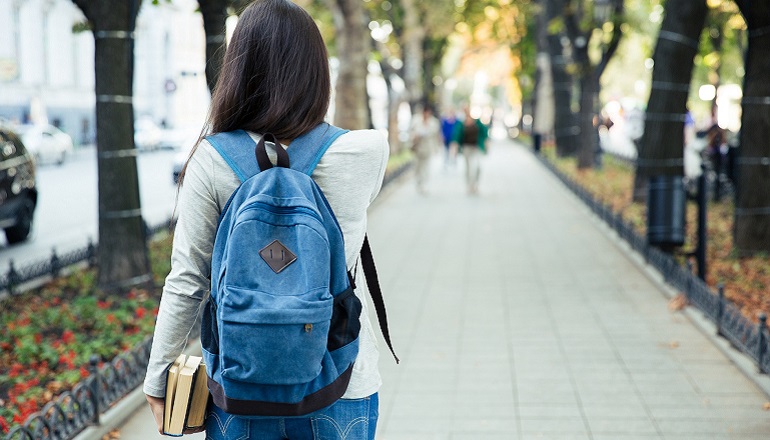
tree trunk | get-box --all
[576,68,599,169]
[544,0,577,157]
[72,0,151,291]
[326,0,370,129]
[400,0,425,110]
[547,34,578,157]
[198,0,228,94]
[733,0,770,254]
[633,0,708,201]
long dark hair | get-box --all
[178,0,330,185]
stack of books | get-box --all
[163,354,209,436]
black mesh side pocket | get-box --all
[328,287,362,351]
[200,298,219,355]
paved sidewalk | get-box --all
[114,139,769,439]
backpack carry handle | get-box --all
[255,133,290,170]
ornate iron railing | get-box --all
[2,338,152,440]
[536,153,770,375]
[1,220,171,297]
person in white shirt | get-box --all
[143,1,389,438]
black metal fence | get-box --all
[3,338,152,440]
[536,154,770,375]
[1,220,172,297]
[2,159,414,440]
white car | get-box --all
[18,124,74,165]
[134,117,163,151]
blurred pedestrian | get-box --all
[453,106,488,195]
[143,1,389,438]
[410,105,441,193]
[440,107,458,166]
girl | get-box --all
[143,1,388,438]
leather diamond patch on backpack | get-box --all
[259,240,297,273]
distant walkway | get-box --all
[370,139,769,439]
[114,139,769,439]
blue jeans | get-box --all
[204,394,378,440]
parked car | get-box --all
[0,126,38,244]
[17,124,74,165]
[134,117,163,151]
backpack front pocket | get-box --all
[219,287,333,385]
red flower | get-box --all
[8,363,23,378]
[0,342,11,351]
[0,416,9,433]
[34,333,43,344]
[106,314,117,324]
[80,366,89,378]
[97,300,110,309]
[7,322,15,331]
[62,330,75,344]
[127,290,137,300]
[59,352,75,370]
[13,413,23,424]
[52,297,61,305]
[135,307,146,319]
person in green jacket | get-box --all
[453,106,489,194]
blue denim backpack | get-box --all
[200,123,397,417]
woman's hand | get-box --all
[146,394,206,436]
[146,394,166,435]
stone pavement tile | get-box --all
[587,417,659,435]
[648,404,767,420]
[377,415,455,436]
[450,416,518,433]
[519,417,587,434]
[655,417,770,436]
[641,391,709,406]
[387,391,456,419]
[662,436,769,440]
[450,433,518,440]
[592,436,662,440]
[520,434,591,440]
[581,402,651,419]
[517,404,583,418]
[377,433,449,440]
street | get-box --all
[0,147,180,269]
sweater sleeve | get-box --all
[143,144,221,397]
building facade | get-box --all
[0,0,209,147]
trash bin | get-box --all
[647,175,686,248]
[533,133,542,153]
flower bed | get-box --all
[0,234,172,434]
[542,145,770,324]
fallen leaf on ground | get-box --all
[668,294,688,311]
[669,341,680,349]
[101,430,120,440]
[763,402,770,411]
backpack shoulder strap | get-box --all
[206,129,260,182]
[289,123,349,175]
[206,124,348,180]
[360,235,400,364]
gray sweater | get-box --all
[143,129,389,400]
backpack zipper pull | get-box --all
[304,324,313,333]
